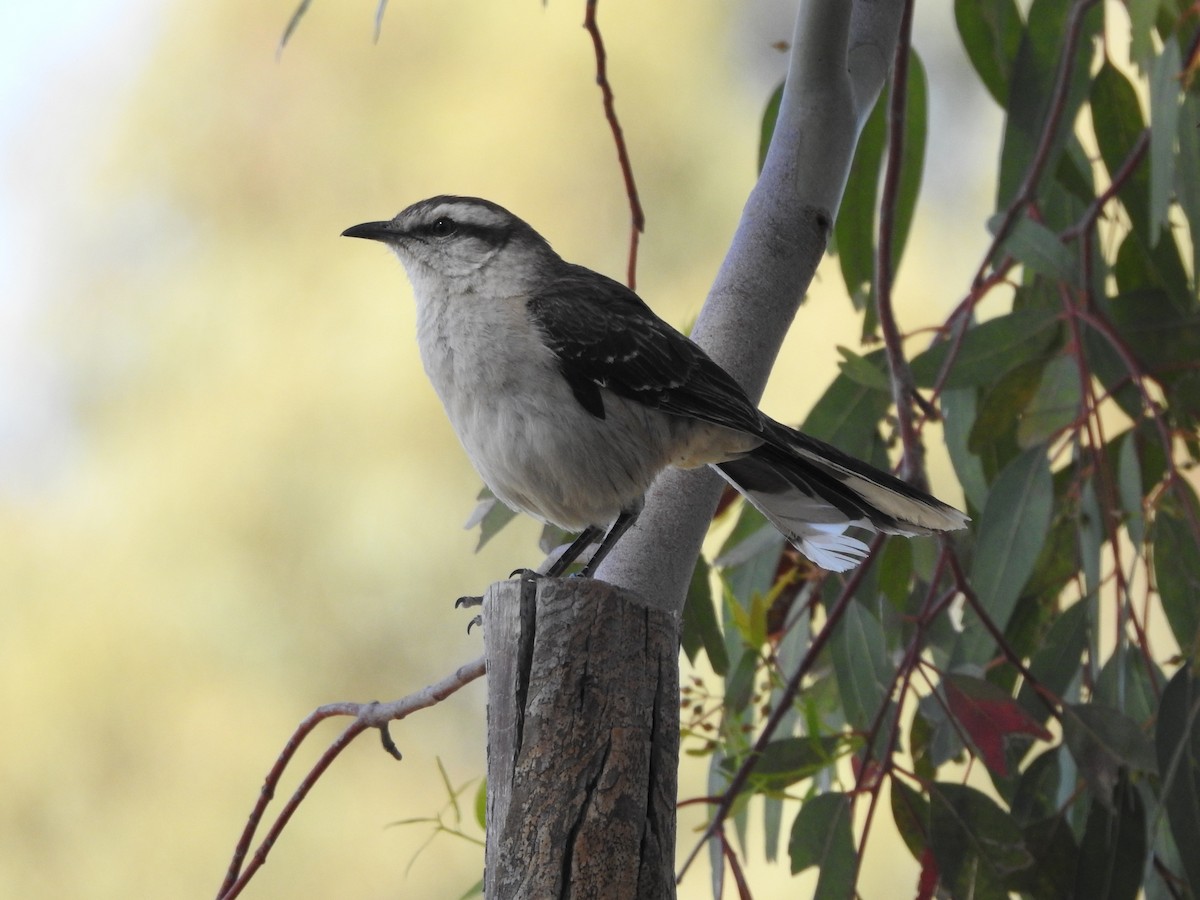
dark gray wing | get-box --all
[526,264,766,435]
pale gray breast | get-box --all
[412,292,690,528]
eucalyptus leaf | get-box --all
[836,88,885,309]
[910,308,1059,390]
[930,782,1033,898]
[1017,355,1081,447]
[1148,40,1181,247]
[789,792,856,899]
[959,447,1054,663]
[953,0,1023,106]
[994,214,1078,284]
[1074,772,1147,900]
[1155,666,1200,896]
[829,601,890,732]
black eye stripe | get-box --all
[415,218,512,248]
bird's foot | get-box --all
[509,567,544,581]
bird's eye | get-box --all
[429,217,457,237]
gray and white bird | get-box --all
[344,196,967,576]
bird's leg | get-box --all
[579,507,639,577]
[544,525,604,577]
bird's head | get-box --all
[343,196,558,294]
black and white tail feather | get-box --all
[715,424,968,572]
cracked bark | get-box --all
[483,577,678,899]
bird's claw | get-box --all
[455,594,483,609]
[508,567,543,581]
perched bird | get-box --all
[344,196,967,575]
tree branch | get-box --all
[216,657,486,900]
[597,0,905,614]
[874,0,926,487]
[584,0,645,288]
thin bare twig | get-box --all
[918,0,1101,407]
[975,0,1102,285]
[216,657,486,900]
[1060,130,1150,242]
[945,550,1065,722]
[583,0,645,288]
[874,0,926,488]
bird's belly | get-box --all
[450,385,677,531]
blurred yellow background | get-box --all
[0,0,998,896]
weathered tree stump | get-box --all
[483,576,679,900]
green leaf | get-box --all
[954,0,1023,105]
[1117,431,1145,548]
[830,601,890,731]
[1079,481,1103,599]
[836,88,886,310]
[969,359,1046,455]
[278,0,314,53]
[758,82,784,174]
[1017,354,1081,446]
[1112,222,1194,311]
[1023,510,1082,603]
[722,735,846,793]
[942,387,990,512]
[1154,486,1200,654]
[1016,813,1080,899]
[1017,600,1088,722]
[891,778,931,861]
[994,213,1078,284]
[1149,39,1181,247]
[996,0,1099,209]
[789,792,857,900]
[1010,747,1068,824]
[877,537,913,611]
[1156,665,1200,897]
[1175,92,1200,289]
[890,49,927,281]
[910,308,1059,389]
[466,486,517,551]
[681,555,729,675]
[835,346,892,392]
[1074,772,1147,900]
[1127,0,1159,72]
[1091,61,1149,236]
[802,358,891,456]
[960,447,1054,663]
[1080,318,1144,421]
[930,782,1033,898]
[1054,137,1098,207]
[474,778,487,831]
[725,648,759,713]
[1095,648,1162,727]
[1062,704,1157,804]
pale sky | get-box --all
[0,0,159,497]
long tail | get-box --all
[714,424,968,573]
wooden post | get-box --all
[483,576,679,899]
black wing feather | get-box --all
[526,264,766,434]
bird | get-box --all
[343,196,967,577]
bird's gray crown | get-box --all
[396,196,552,252]
[344,195,555,269]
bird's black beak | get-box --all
[342,220,398,241]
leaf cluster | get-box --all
[673,1,1200,896]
